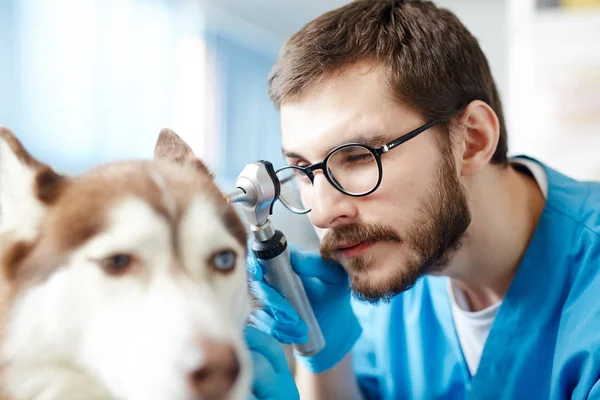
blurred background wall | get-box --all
[1,0,599,251]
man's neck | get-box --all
[444,163,546,311]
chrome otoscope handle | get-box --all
[227,161,325,356]
[250,221,325,356]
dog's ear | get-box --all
[154,128,213,178]
[0,127,67,241]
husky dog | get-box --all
[0,127,252,400]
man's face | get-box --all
[280,63,471,303]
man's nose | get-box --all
[309,172,358,229]
[187,339,240,400]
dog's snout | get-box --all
[188,340,240,399]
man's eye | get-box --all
[289,160,309,168]
[347,154,373,163]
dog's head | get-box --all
[0,128,251,400]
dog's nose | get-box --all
[188,340,240,399]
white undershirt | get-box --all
[448,157,548,376]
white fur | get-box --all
[149,167,177,218]
[2,195,251,400]
[0,140,46,241]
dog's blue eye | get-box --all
[212,250,236,273]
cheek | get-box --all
[362,158,439,225]
[1,266,95,363]
[210,266,251,327]
[177,254,249,328]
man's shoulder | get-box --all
[536,159,600,238]
[536,161,600,371]
[536,160,600,295]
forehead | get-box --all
[280,62,422,159]
[44,161,244,253]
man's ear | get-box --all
[0,127,67,242]
[154,128,213,178]
[454,100,500,176]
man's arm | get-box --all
[295,353,364,400]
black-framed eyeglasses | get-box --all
[275,120,440,214]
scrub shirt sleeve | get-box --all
[588,379,600,400]
[351,299,382,400]
[552,232,600,400]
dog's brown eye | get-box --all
[101,254,133,276]
[211,250,236,273]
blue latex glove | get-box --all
[244,325,299,400]
[248,246,362,373]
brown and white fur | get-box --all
[0,127,252,400]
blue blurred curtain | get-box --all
[1,0,285,189]
[0,0,213,174]
[204,34,284,184]
[0,0,18,136]
[203,34,319,251]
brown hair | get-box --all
[268,0,508,164]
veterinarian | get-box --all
[245,1,600,399]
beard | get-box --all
[319,144,471,303]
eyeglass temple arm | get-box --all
[279,175,295,185]
[380,120,441,154]
[277,163,324,183]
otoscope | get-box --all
[226,161,325,356]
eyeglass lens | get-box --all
[276,145,380,213]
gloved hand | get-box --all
[248,246,362,373]
[244,325,299,400]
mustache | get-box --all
[320,222,401,260]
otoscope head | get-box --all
[227,161,280,227]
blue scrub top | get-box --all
[351,157,600,400]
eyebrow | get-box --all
[282,133,390,160]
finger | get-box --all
[290,250,349,284]
[248,310,309,344]
[244,325,291,375]
[247,255,264,281]
[251,281,301,324]
[250,351,278,398]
